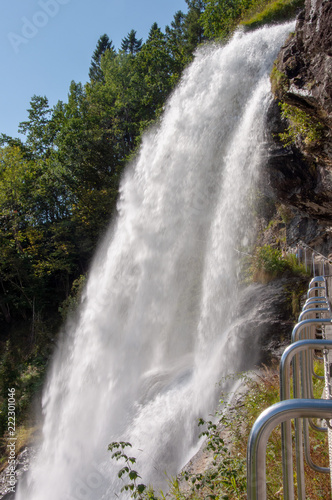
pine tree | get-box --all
[89,34,115,82]
[148,22,160,41]
[121,29,143,55]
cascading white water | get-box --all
[16,22,294,500]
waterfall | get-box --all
[16,22,294,500]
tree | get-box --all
[54,78,124,259]
[100,50,141,152]
[165,11,189,77]
[148,22,160,41]
[89,34,115,83]
[133,25,176,125]
[18,95,54,159]
[121,29,143,55]
[0,143,78,326]
[184,0,206,54]
[201,0,253,39]
[166,2,205,64]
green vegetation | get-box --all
[200,0,255,40]
[200,0,303,41]
[179,414,247,499]
[108,441,160,499]
[253,245,288,277]
[279,102,325,146]
[58,274,86,320]
[110,365,330,499]
[241,0,304,30]
[270,63,290,95]
[250,244,309,283]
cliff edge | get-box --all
[265,0,332,253]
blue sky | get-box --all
[1,0,188,139]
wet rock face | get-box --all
[265,99,332,223]
[264,0,332,240]
[275,0,332,128]
[299,0,332,122]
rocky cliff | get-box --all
[264,0,332,254]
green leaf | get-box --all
[118,466,129,478]
[136,484,146,493]
[129,470,140,481]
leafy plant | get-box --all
[279,102,325,146]
[270,64,289,96]
[58,274,86,319]
[251,245,287,282]
[108,441,159,499]
[250,245,309,283]
[181,417,247,499]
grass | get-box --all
[241,0,305,30]
[279,102,326,146]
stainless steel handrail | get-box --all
[247,399,332,500]
[247,270,332,499]
[291,319,332,343]
[309,276,326,286]
[279,340,332,499]
[303,299,329,310]
[307,286,326,298]
[298,307,329,321]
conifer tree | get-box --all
[148,22,160,40]
[121,29,143,55]
[89,34,115,82]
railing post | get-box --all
[247,400,332,500]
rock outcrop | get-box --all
[264,0,332,250]
[274,0,332,128]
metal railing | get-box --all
[247,251,332,499]
[247,399,332,500]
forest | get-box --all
[0,0,304,446]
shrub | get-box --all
[58,274,87,319]
[270,63,289,96]
[279,102,325,146]
[241,0,304,30]
[251,245,309,283]
[252,245,287,282]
